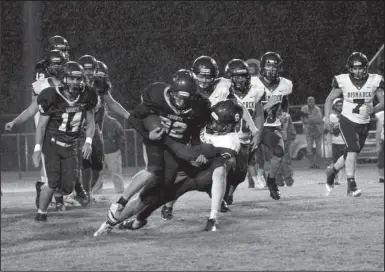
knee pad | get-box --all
[273,146,284,158]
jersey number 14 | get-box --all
[59,112,83,132]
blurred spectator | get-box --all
[300,96,324,168]
[275,109,296,187]
[327,98,345,185]
[246,58,261,76]
[92,105,125,195]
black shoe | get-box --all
[267,179,280,200]
[161,205,174,220]
[380,178,384,183]
[203,218,218,231]
[248,182,255,188]
[35,181,44,209]
[35,213,47,222]
[347,179,362,197]
[75,187,90,207]
[118,219,147,230]
[326,166,337,190]
[226,195,233,205]
[220,200,229,213]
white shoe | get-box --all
[64,194,81,207]
[253,175,267,189]
[93,221,114,237]
[107,203,123,224]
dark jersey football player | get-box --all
[76,55,130,203]
[33,61,98,222]
[93,100,243,236]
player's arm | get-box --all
[324,78,343,124]
[85,109,96,140]
[10,96,39,126]
[281,95,290,113]
[103,92,130,119]
[239,102,258,136]
[254,101,264,133]
[372,86,384,115]
[32,100,51,168]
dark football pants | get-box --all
[137,156,228,222]
[339,115,370,153]
[42,135,78,195]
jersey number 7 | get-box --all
[352,99,365,114]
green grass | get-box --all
[1,164,384,271]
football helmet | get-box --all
[61,61,86,96]
[346,52,368,80]
[78,55,98,79]
[96,60,109,77]
[192,56,219,95]
[207,99,243,135]
[224,59,251,93]
[169,69,197,110]
[45,49,67,78]
[47,35,70,61]
[260,52,283,83]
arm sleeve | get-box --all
[281,95,289,112]
[331,76,340,89]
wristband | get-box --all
[85,137,93,145]
[34,144,41,152]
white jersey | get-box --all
[251,76,293,127]
[209,77,264,144]
[31,77,60,126]
[200,128,241,153]
[375,111,384,140]
[336,73,382,124]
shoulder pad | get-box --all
[37,87,57,115]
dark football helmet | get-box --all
[96,60,108,77]
[47,35,70,61]
[168,69,197,111]
[260,52,283,83]
[78,55,98,79]
[346,52,369,80]
[207,99,243,135]
[61,61,86,96]
[45,49,67,78]
[192,56,219,95]
[225,59,251,93]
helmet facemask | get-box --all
[349,63,367,80]
[63,71,85,99]
[169,90,191,110]
[231,74,250,93]
[261,61,279,83]
[195,74,215,94]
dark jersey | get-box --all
[37,86,98,144]
[91,76,111,130]
[131,82,211,144]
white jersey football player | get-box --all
[249,52,293,200]
[208,59,265,205]
[324,52,384,196]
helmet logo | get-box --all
[352,60,362,66]
[51,57,62,63]
[234,113,240,122]
[211,112,219,120]
[178,91,190,97]
[84,63,93,69]
[69,71,82,77]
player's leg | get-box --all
[282,140,294,187]
[35,139,61,222]
[109,150,125,194]
[261,127,284,200]
[378,139,384,183]
[88,128,105,202]
[61,146,79,202]
[254,145,267,189]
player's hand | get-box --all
[159,116,172,130]
[82,143,93,160]
[190,154,208,167]
[149,127,166,141]
[359,103,373,118]
[324,119,332,132]
[32,151,41,168]
[251,133,261,151]
[5,121,14,132]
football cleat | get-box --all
[325,166,337,194]
[347,179,362,197]
[118,219,147,230]
[220,200,229,213]
[35,181,44,209]
[267,178,281,200]
[203,218,218,232]
[254,174,267,189]
[55,202,67,212]
[225,195,233,205]
[93,221,114,237]
[35,213,47,222]
[161,205,174,220]
[285,176,294,187]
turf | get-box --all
[1,162,384,271]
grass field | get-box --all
[1,162,384,271]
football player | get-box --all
[32,61,98,221]
[192,55,221,98]
[101,69,213,228]
[249,52,293,200]
[324,52,384,196]
[76,55,130,203]
[208,59,265,206]
[93,100,243,236]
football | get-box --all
[142,115,163,132]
